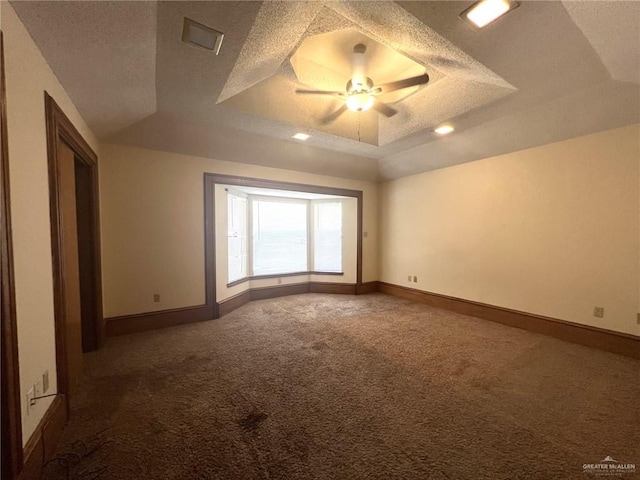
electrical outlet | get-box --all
[413,276,418,283]
[593,307,604,318]
[43,370,50,393]
[408,275,412,282]
[363,231,368,238]
[277,278,282,284]
[153,293,160,303]
[26,387,34,415]
[637,313,640,325]
[35,379,43,398]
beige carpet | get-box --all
[42,293,639,480]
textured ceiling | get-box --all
[562,0,640,84]
[9,0,640,181]
[9,0,157,139]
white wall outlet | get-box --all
[413,276,418,282]
[153,293,160,303]
[43,370,50,393]
[637,313,640,325]
[407,275,412,282]
[363,231,368,238]
[277,278,282,284]
[593,307,604,318]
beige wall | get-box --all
[3,3,100,444]
[380,124,640,336]
[100,143,378,317]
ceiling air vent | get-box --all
[182,17,224,55]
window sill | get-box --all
[227,271,343,288]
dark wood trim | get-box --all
[217,282,356,317]
[1,30,24,480]
[227,271,344,288]
[204,173,364,302]
[204,174,218,319]
[356,281,379,295]
[18,395,67,480]
[105,304,213,337]
[44,93,104,417]
[356,189,363,286]
[378,282,640,359]
[106,281,356,332]
[249,283,310,301]
[217,291,251,317]
[208,173,362,197]
[309,282,356,295]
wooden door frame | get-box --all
[45,92,103,415]
[1,30,24,480]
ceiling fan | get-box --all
[295,43,429,124]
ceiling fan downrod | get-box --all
[350,43,368,93]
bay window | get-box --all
[227,188,344,283]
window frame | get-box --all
[226,191,346,286]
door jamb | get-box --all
[45,92,103,415]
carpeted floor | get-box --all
[42,293,639,480]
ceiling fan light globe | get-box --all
[346,92,374,112]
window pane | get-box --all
[314,202,342,272]
[253,200,307,275]
[228,194,247,282]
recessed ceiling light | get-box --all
[182,17,224,54]
[292,133,310,141]
[461,0,520,28]
[434,125,455,135]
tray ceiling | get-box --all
[9,0,640,181]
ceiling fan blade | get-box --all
[319,104,348,124]
[375,73,429,94]
[372,102,398,118]
[295,89,344,96]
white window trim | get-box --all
[227,191,345,284]
[226,188,248,283]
